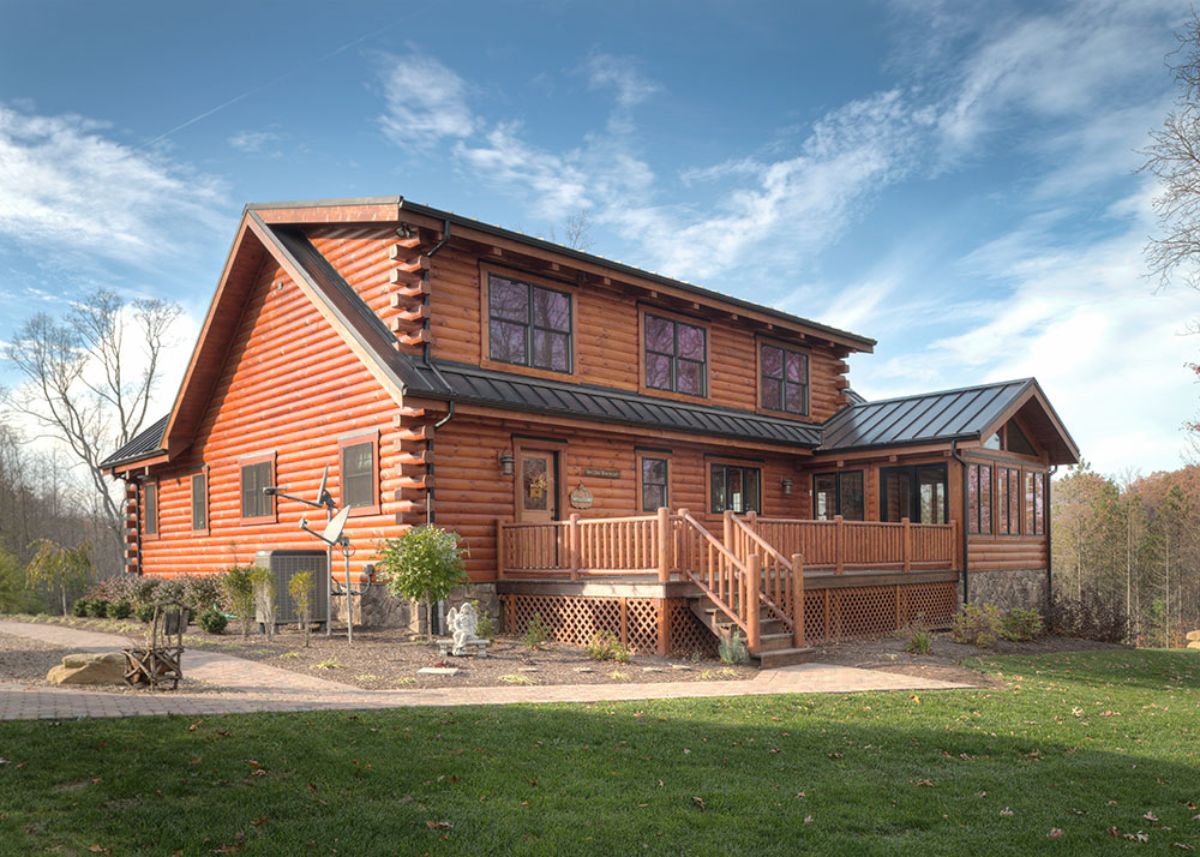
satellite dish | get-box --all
[322,505,351,545]
[316,465,329,506]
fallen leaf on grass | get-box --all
[804,815,813,824]
[88,846,110,855]
[1125,832,1150,843]
[425,820,453,830]
[911,779,935,788]
[1145,811,1159,822]
[692,796,706,811]
[251,816,269,827]
[1173,843,1194,851]
[1048,828,1064,840]
[1000,808,1014,817]
[188,720,203,732]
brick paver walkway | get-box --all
[0,620,970,721]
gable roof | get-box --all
[249,196,877,353]
[102,202,1078,471]
[818,378,1079,464]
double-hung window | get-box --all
[644,313,707,396]
[967,463,992,535]
[639,456,669,512]
[812,471,864,521]
[760,344,809,415]
[487,273,572,373]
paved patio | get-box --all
[0,620,971,721]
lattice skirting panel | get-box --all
[499,594,716,657]
[802,581,958,643]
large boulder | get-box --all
[47,652,127,686]
[1187,641,1200,651]
[1185,629,1200,642]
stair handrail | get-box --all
[728,514,794,628]
[675,510,756,642]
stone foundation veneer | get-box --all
[967,568,1049,612]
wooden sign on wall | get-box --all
[583,467,621,479]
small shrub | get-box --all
[523,612,549,649]
[471,599,495,641]
[394,677,417,686]
[287,571,315,648]
[586,631,632,662]
[376,524,469,637]
[180,576,223,616]
[71,598,91,618]
[699,667,740,680]
[106,600,132,620]
[279,651,302,660]
[718,629,751,665]
[198,607,227,634]
[499,673,534,685]
[952,603,1004,648]
[1048,594,1126,643]
[250,567,276,639]
[606,669,631,681]
[1002,608,1044,642]
[86,599,110,619]
[135,603,155,623]
[315,659,341,670]
[220,566,256,639]
[906,628,933,655]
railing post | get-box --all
[835,515,845,575]
[951,518,960,570]
[902,516,912,574]
[746,553,762,652]
[746,510,757,530]
[569,513,581,581]
[791,553,805,648]
[496,519,506,580]
[723,510,734,553]
[657,506,671,583]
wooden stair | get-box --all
[688,597,815,669]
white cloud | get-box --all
[0,104,227,265]
[228,129,283,153]
[584,53,661,109]
[854,186,1197,474]
[377,52,477,146]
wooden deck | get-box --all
[494,510,960,660]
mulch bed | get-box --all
[184,626,754,689]
[811,633,1127,687]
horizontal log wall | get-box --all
[421,244,852,422]
[137,256,406,579]
[432,415,808,583]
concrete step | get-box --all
[756,647,818,669]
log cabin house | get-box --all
[100,196,1079,665]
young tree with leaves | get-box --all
[376,525,467,637]
[24,539,91,616]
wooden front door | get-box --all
[516,447,559,523]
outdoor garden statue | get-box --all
[441,602,488,657]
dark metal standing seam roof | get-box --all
[97,416,169,469]
[818,379,1033,452]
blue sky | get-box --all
[0,0,1195,475]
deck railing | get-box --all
[672,509,762,649]
[725,512,805,647]
[497,510,671,579]
[748,514,956,573]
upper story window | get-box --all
[644,313,707,396]
[710,463,761,514]
[813,471,864,521]
[240,457,274,521]
[487,273,572,373]
[760,344,809,415]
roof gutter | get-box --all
[419,215,455,525]
[950,439,970,605]
[1046,464,1058,611]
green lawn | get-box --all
[1,650,1197,856]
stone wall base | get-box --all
[967,568,1049,612]
[332,582,499,633]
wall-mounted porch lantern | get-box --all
[780,478,794,497]
[498,450,514,476]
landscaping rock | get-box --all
[417,667,460,677]
[1186,629,1200,642]
[46,652,126,686]
[1187,641,1200,650]
[573,667,594,673]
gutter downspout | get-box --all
[1046,464,1058,610]
[950,439,970,605]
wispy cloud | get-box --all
[377,52,477,146]
[0,104,227,265]
[584,53,661,109]
[228,129,284,154]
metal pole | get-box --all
[344,541,353,645]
